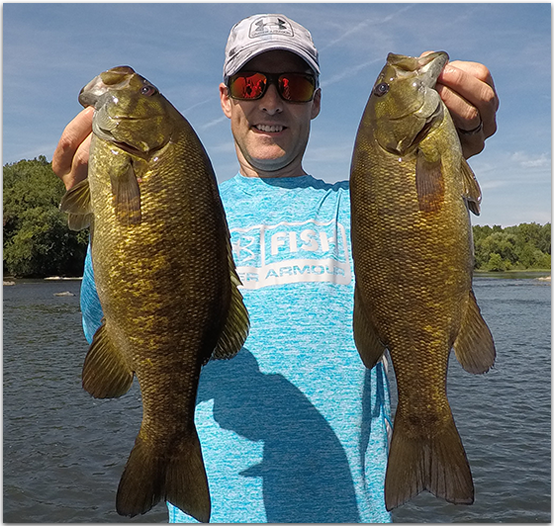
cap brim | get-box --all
[224,44,320,81]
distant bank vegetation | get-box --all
[3,158,551,278]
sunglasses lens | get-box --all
[279,74,315,102]
[229,72,266,100]
[228,72,316,102]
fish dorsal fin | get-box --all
[210,251,250,362]
[461,158,482,216]
[60,178,94,231]
[353,285,387,368]
[452,290,496,374]
[82,322,134,398]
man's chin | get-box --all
[248,155,291,173]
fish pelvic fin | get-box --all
[385,409,474,510]
[59,178,94,231]
[416,149,444,213]
[353,285,386,368]
[110,160,142,226]
[453,289,496,374]
[210,253,250,362]
[82,323,134,398]
[116,429,211,523]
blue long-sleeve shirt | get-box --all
[80,173,392,523]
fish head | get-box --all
[368,52,449,156]
[79,66,173,155]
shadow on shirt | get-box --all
[196,348,361,523]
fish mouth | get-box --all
[79,66,135,108]
[96,126,168,158]
[388,51,449,88]
[416,52,449,88]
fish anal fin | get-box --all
[60,178,93,231]
[116,430,211,523]
[453,290,496,374]
[82,323,134,398]
[416,149,444,213]
[209,251,250,362]
[461,158,482,216]
[111,161,142,226]
[385,409,474,510]
[353,285,386,369]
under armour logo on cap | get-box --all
[249,16,294,38]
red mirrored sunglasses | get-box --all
[227,71,317,103]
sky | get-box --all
[3,2,551,227]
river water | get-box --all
[3,276,551,523]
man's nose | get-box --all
[260,83,283,114]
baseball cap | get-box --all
[223,14,320,83]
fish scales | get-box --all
[350,53,495,510]
[61,66,249,522]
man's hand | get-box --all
[52,106,94,190]
[436,60,499,159]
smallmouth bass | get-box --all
[60,66,249,522]
[349,52,495,510]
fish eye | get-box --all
[141,84,158,96]
[373,82,390,97]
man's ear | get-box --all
[311,88,321,120]
[219,83,232,119]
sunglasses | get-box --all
[227,71,317,103]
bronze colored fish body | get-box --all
[61,66,249,521]
[349,53,495,510]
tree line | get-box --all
[3,158,551,278]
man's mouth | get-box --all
[255,124,285,133]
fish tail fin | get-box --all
[116,430,210,522]
[165,431,211,523]
[385,409,474,510]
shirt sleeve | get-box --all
[80,243,104,344]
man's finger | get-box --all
[52,106,94,180]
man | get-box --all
[53,13,499,523]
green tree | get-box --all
[3,157,89,277]
[472,223,551,271]
[486,252,506,271]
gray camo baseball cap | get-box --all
[223,14,320,82]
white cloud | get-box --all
[510,151,551,169]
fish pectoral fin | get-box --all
[453,290,496,374]
[416,149,444,213]
[111,162,142,225]
[82,323,134,398]
[461,158,482,216]
[210,258,250,362]
[353,285,386,368]
[59,178,94,230]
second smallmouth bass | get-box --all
[61,66,249,522]
[350,53,496,509]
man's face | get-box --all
[220,50,321,177]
